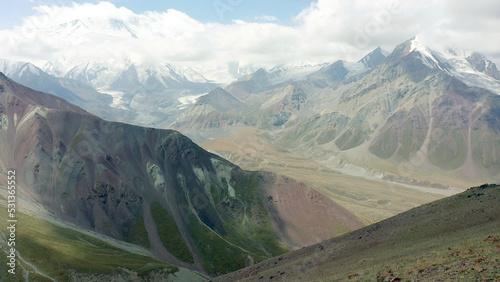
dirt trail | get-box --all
[17,252,57,281]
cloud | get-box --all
[0,0,499,70]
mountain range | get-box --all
[1,34,500,281]
[0,72,362,279]
[174,37,500,190]
[3,36,499,213]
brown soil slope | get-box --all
[215,184,500,281]
[261,172,363,249]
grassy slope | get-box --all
[0,198,206,281]
[214,184,500,281]
[150,202,195,263]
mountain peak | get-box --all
[466,52,500,80]
[408,37,442,68]
[196,87,245,112]
[0,71,8,82]
[358,46,388,68]
[385,36,445,71]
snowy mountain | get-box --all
[277,37,500,187]
[305,47,390,87]
[0,59,84,104]
[0,58,140,122]
[1,58,222,128]
[440,50,500,95]
[44,59,215,92]
[406,36,500,94]
[3,35,500,134]
[172,37,500,188]
[267,62,328,85]
[39,54,224,128]
[15,8,253,87]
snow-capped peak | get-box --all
[409,36,443,69]
[0,59,41,77]
[393,37,500,95]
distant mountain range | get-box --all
[0,58,328,129]
[277,37,500,184]
[172,37,500,189]
[3,36,499,189]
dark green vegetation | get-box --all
[188,213,248,275]
[0,205,183,281]
[186,171,289,275]
[215,184,500,281]
[151,202,194,263]
[127,216,150,248]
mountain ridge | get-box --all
[214,184,500,281]
[0,72,363,277]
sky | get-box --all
[0,0,314,29]
[1,0,500,70]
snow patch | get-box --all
[177,93,206,110]
[99,90,128,109]
[4,105,48,130]
[344,61,369,77]
[193,167,211,195]
[210,158,236,199]
[268,62,327,85]
[227,185,236,198]
[147,162,166,190]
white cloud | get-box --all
[0,0,499,70]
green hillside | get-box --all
[0,196,206,281]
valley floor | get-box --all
[200,127,453,223]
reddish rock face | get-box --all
[261,173,363,248]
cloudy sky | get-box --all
[1,0,499,69]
